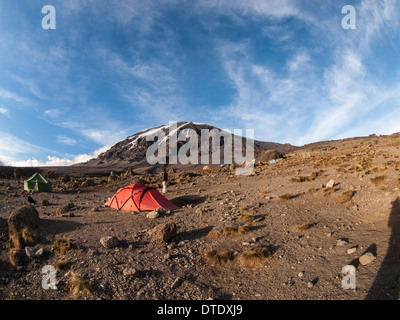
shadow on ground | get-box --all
[365,197,400,300]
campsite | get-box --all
[1,132,400,300]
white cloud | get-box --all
[57,135,77,146]
[43,108,66,119]
[195,0,299,19]
[4,145,111,167]
[0,107,8,117]
[78,127,128,146]
[0,132,40,157]
[0,88,26,104]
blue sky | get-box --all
[0,0,400,166]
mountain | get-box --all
[81,121,295,173]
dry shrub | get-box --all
[55,259,69,271]
[323,187,335,196]
[222,226,250,236]
[53,238,74,256]
[278,193,293,200]
[239,206,256,214]
[237,214,256,223]
[311,170,324,178]
[207,225,250,239]
[9,248,25,267]
[204,250,234,265]
[291,176,312,183]
[237,246,273,266]
[371,175,386,187]
[9,228,35,250]
[352,163,364,172]
[207,229,222,239]
[296,223,313,232]
[8,228,36,267]
[68,273,91,297]
[307,187,317,194]
[337,190,356,204]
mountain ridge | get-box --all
[81,121,295,173]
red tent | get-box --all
[104,184,179,212]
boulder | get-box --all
[148,223,177,242]
[56,202,75,215]
[8,205,40,233]
[100,236,119,248]
[81,179,95,187]
[256,150,284,163]
[359,252,376,266]
[62,175,71,183]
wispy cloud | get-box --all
[0,132,51,164]
[194,0,299,20]
[0,107,8,117]
[5,145,111,167]
[206,0,400,146]
[0,88,27,104]
[57,135,77,146]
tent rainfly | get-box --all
[105,184,179,212]
[24,173,52,192]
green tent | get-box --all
[24,173,52,192]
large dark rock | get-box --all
[148,223,177,242]
[256,149,284,162]
[8,205,40,233]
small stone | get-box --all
[146,211,160,219]
[326,180,335,188]
[41,199,50,207]
[171,277,182,289]
[25,247,44,258]
[155,207,165,214]
[35,248,44,257]
[56,202,75,216]
[25,246,36,258]
[359,252,376,265]
[163,253,171,260]
[100,236,119,248]
[61,212,74,217]
[336,239,348,246]
[307,281,314,288]
[123,268,137,277]
[347,246,358,254]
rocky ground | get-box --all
[1,133,400,300]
